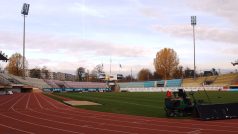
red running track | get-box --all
[0,93,238,134]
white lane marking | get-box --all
[12,108,138,134]
[0,94,21,106]
[0,123,35,134]
[41,93,238,132]
[0,113,82,134]
[25,93,31,110]
[40,93,72,109]
[61,107,238,130]
[33,93,43,109]
[29,108,188,134]
[46,107,238,133]
[37,93,58,109]
[187,129,202,134]
[8,94,27,111]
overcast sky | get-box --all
[0,0,237,76]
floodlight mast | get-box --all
[191,16,196,79]
[21,3,30,79]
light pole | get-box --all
[21,3,30,79]
[191,16,196,79]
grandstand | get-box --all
[166,79,182,87]
[182,73,238,87]
[204,75,217,85]
[65,81,107,89]
[118,82,152,88]
[182,77,206,87]
[119,73,238,92]
[9,75,51,89]
[45,80,108,89]
[211,73,238,86]
[1,70,237,93]
[44,80,109,92]
[118,79,182,88]
[118,82,145,88]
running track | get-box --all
[0,93,238,134]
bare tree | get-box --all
[30,67,41,78]
[76,67,85,81]
[41,66,50,79]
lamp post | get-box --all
[21,3,30,79]
[191,16,196,79]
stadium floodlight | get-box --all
[21,3,30,79]
[21,3,30,15]
[191,16,196,79]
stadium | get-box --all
[1,49,238,133]
[1,1,238,134]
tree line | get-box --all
[4,48,220,82]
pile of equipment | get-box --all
[164,89,238,120]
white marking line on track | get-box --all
[25,93,31,110]
[64,107,238,130]
[38,95,229,132]
[13,108,137,134]
[0,112,82,134]
[187,129,202,134]
[8,94,27,111]
[41,93,238,132]
[29,108,187,134]
[52,106,238,133]
[41,93,72,109]
[0,94,21,106]
[0,123,35,134]
[33,93,43,109]
[37,93,59,109]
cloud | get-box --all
[0,31,149,58]
[187,0,238,27]
[153,24,238,45]
[140,8,163,19]
[68,2,104,18]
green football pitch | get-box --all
[51,91,238,118]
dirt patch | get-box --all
[64,101,101,106]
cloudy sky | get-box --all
[0,0,237,76]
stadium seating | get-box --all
[166,79,182,87]
[118,82,145,88]
[64,81,107,88]
[211,73,238,86]
[44,80,108,89]
[44,80,60,88]
[0,73,21,85]
[9,75,51,89]
[157,80,165,87]
[118,80,182,88]
[182,77,206,87]
[144,81,155,87]
[204,75,217,85]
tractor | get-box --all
[164,89,194,117]
[164,88,238,120]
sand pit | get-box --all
[64,100,101,106]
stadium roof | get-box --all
[0,52,8,62]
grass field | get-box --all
[52,91,238,118]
